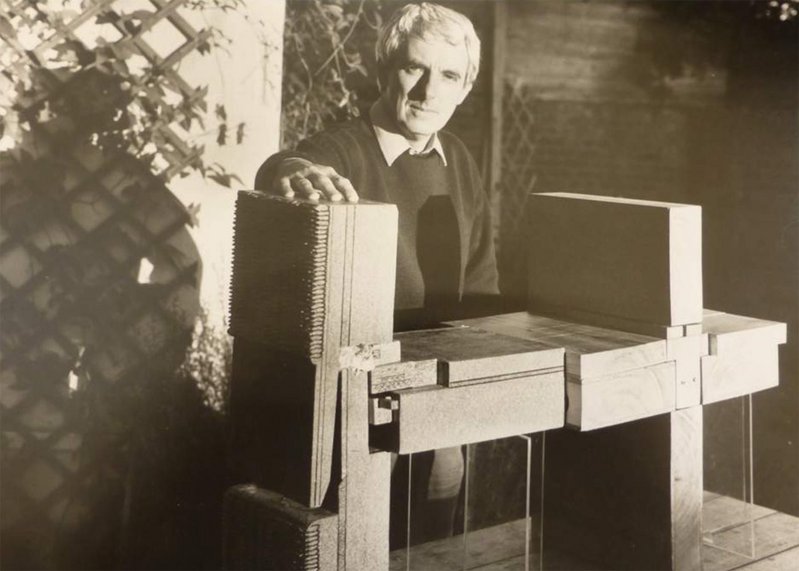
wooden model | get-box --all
[225,191,785,570]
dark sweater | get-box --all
[255,117,499,325]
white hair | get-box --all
[375,2,481,86]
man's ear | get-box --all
[457,81,474,105]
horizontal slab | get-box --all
[529,302,687,339]
[701,310,787,404]
[566,361,676,430]
[702,310,787,352]
[449,312,666,380]
[527,192,703,327]
[397,326,564,385]
[372,371,564,454]
[701,345,780,404]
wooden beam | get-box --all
[700,310,786,404]
[545,408,703,570]
[527,193,703,329]
[671,406,703,570]
[337,369,392,570]
[373,371,564,454]
[566,361,676,430]
[228,193,397,507]
[449,311,667,380]
[397,326,564,386]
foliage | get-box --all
[645,0,799,77]
[621,0,798,97]
[178,307,232,413]
[0,2,237,567]
[0,0,243,186]
[281,0,384,149]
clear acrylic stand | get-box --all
[703,394,757,560]
[390,433,545,571]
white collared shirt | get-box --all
[369,103,448,167]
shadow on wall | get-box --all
[0,85,229,571]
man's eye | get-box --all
[403,64,423,73]
[443,72,461,82]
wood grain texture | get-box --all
[741,546,799,571]
[389,519,541,571]
[450,312,667,379]
[670,406,703,571]
[526,303,686,339]
[566,361,676,430]
[701,310,787,404]
[373,372,564,454]
[384,497,799,571]
[397,326,564,386]
[546,410,703,570]
[545,415,674,570]
[702,310,787,347]
[527,192,703,327]
[703,512,799,571]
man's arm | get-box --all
[254,139,358,202]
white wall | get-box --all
[169,0,285,329]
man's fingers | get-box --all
[279,177,295,198]
[279,164,357,203]
[290,177,319,199]
[332,175,359,203]
[310,173,343,202]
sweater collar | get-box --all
[369,102,447,167]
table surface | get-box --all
[388,493,799,571]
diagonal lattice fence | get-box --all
[496,80,539,302]
[0,1,210,566]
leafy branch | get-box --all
[0,0,245,187]
[281,0,383,149]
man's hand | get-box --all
[275,157,359,203]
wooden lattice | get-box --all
[0,0,209,178]
[496,80,539,302]
[0,1,207,564]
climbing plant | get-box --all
[281,0,384,149]
[0,0,243,186]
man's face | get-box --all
[380,35,472,144]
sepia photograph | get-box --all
[1,1,797,569]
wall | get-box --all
[169,0,285,330]
[501,0,798,515]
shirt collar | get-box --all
[369,102,447,167]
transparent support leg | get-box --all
[703,394,757,559]
[464,434,545,571]
[390,448,468,571]
[388,434,545,570]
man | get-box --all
[256,2,498,544]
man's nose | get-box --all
[410,70,440,101]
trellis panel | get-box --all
[0,1,209,560]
